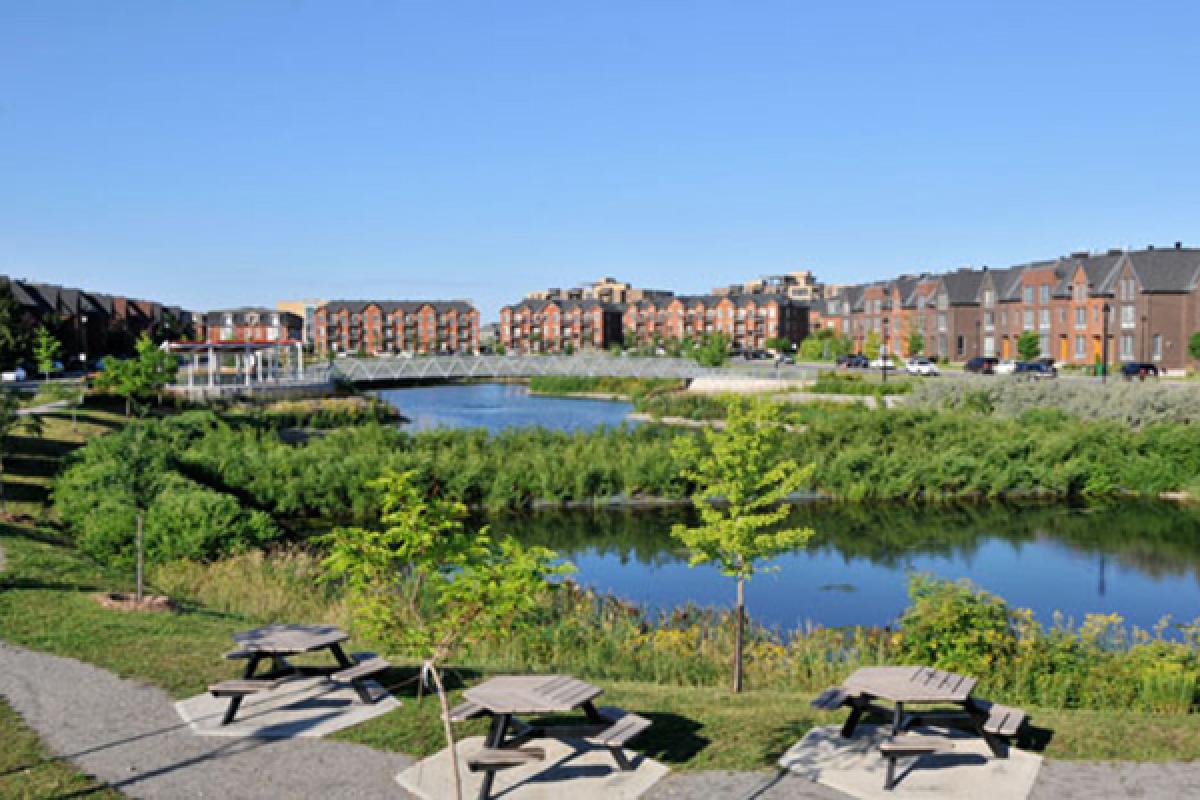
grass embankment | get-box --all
[3,526,1200,767]
[0,699,123,800]
[528,376,681,401]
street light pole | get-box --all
[80,314,89,368]
[881,316,889,385]
[1101,302,1111,383]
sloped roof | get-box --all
[324,300,476,315]
[1127,248,1200,293]
[940,269,987,305]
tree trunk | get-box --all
[428,662,463,800]
[733,578,745,693]
[125,396,131,417]
[135,513,144,602]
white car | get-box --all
[905,357,940,376]
[993,360,1017,375]
[1,367,26,382]
[868,358,897,370]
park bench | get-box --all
[588,706,652,771]
[331,654,391,704]
[446,699,487,722]
[880,734,954,790]
[209,677,287,725]
[466,746,547,772]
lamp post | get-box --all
[80,314,89,368]
[881,316,890,385]
[1141,314,1148,361]
[1101,302,1111,382]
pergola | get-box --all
[165,339,306,391]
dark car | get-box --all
[1014,361,1057,379]
[964,356,999,375]
[838,353,869,369]
[1120,362,1160,380]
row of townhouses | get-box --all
[312,301,480,355]
[198,308,305,343]
[1,276,194,364]
[814,244,1200,371]
[500,293,809,353]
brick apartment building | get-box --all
[815,244,1200,371]
[1,276,194,366]
[713,269,824,304]
[199,308,304,343]
[499,299,624,353]
[313,300,479,356]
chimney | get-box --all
[1148,245,1155,251]
[1108,248,1123,255]
[1070,250,1089,259]
[1176,241,1183,250]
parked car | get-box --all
[964,356,999,374]
[774,354,795,366]
[993,360,1017,375]
[868,357,897,370]
[905,357,940,376]
[1014,361,1057,379]
[838,353,869,369]
[1120,362,1159,380]
[1,367,26,383]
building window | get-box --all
[1074,284,1086,302]
[1039,286,1050,304]
[1075,308,1086,329]
[1039,334,1049,356]
[1121,305,1136,329]
[1120,335,1134,359]
[1039,309,1050,330]
[984,311,994,330]
[982,289,994,307]
[1120,278,1137,301]
[1075,335,1086,358]
[1152,335,1162,361]
[1023,287,1034,304]
[937,313,947,333]
[1023,310,1034,330]
[956,335,965,356]
[983,336,995,357]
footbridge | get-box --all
[330,353,821,384]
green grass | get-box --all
[0,699,123,800]
[3,525,1200,768]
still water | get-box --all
[377,383,1200,632]
[378,383,634,432]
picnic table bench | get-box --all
[209,624,391,725]
[811,666,1028,790]
[450,674,651,800]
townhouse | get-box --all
[813,244,1200,371]
[621,294,809,352]
[1,276,195,364]
[499,298,624,353]
[313,300,479,356]
[200,308,303,343]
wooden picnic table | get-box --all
[455,674,650,800]
[837,665,1007,756]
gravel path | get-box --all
[0,641,414,799]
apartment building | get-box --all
[499,298,624,353]
[622,294,809,352]
[814,244,1200,371]
[526,277,673,305]
[1,276,195,365]
[313,300,479,356]
[714,270,824,303]
[276,299,325,347]
[200,308,303,344]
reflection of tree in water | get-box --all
[495,501,1200,583]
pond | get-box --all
[500,501,1200,634]
[375,383,1200,633]
[376,383,634,432]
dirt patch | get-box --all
[92,592,177,613]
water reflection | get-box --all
[377,383,635,433]
[496,501,1200,631]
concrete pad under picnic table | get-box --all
[779,724,1042,800]
[396,735,669,800]
[176,675,400,738]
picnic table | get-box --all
[210,624,389,725]
[448,674,651,800]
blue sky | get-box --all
[2,1,1198,321]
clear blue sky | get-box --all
[2,1,1198,321]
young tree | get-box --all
[1188,332,1200,365]
[33,326,62,381]
[693,332,731,367]
[1017,330,1041,362]
[321,470,569,799]
[670,399,815,693]
[0,280,30,370]
[863,330,882,360]
[0,390,43,515]
[905,328,925,357]
[95,333,178,416]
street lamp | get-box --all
[80,314,89,367]
[881,316,890,384]
[1101,302,1111,383]
[1141,314,1148,361]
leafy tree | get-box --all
[32,326,62,381]
[905,328,925,357]
[0,280,30,370]
[1188,332,1200,364]
[0,389,42,514]
[94,333,178,416]
[863,330,882,360]
[765,336,792,353]
[798,336,824,361]
[693,332,731,367]
[1017,330,1041,362]
[623,330,637,350]
[670,399,815,692]
[321,470,569,799]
